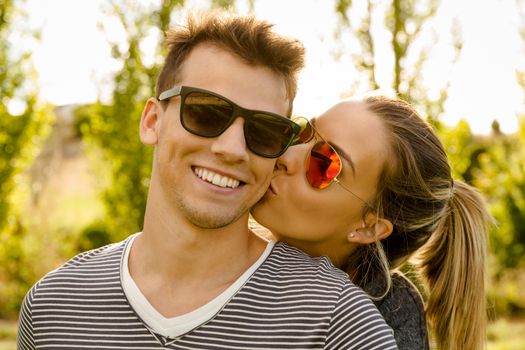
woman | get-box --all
[251,95,492,350]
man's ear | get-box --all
[347,217,393,244]
[140,98,162,145]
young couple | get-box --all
[17,10,490,350]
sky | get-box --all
[14,0,525,135]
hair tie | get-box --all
[449,178,456,201]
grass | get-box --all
[0,321,16,350]
[488,318,525,350]
[1,318,524,349]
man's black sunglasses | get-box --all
[158,86,311,158]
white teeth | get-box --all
[205,170,213,182]
[194,168,240,189]
[217,176,228,187]
[212,173,221,186]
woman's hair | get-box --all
[344,95,492,350]
[155,11,305,115]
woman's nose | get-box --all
[274,143,309,175]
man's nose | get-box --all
[210,117,249,162]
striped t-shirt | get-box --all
[17,236,398,349]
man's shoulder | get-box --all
[57,238,128,271]
[228,241,376,316]
[258,242,355,291]
[226,242,398,349]
[29,237,130,297]
[269,242,347,271]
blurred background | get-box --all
[1,0,525,348]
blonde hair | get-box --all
[345,96,492,349]
[156,11,305,115]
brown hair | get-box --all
[155,11,305,115]
[345,96,492,350]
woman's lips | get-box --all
[268,182,277,195]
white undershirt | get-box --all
[121,233,275,338]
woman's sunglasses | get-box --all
[299,119,374,208]
[158,86,311,158]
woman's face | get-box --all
[251,101,390,266]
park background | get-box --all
[1,0,525,348]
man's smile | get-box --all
[194,167,241,189]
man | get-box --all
[17,11,398,349]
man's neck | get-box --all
[128,212,267,317]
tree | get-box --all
[479,0,525,270]
[75,0,183,242]
[334,0,461,125]
[333,0,482,192]
[0,0,52,317]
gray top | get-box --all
[368,272,429,350]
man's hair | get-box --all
[156,11,305,115]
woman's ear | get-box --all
[347,217,393,244]
[373,218,393,240]
[140,98,162,145]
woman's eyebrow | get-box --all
[331,143,356,178]
[311,118,357,178]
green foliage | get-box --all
[335,0,353,24]
[437,120,525,314]
[1,0,25,229]
[488,264,525,318]
[0,319,18,349]
[385,0,440,98]
[0,101,51,229]
[75,99,152,242]
[0,0,53,318]
[438,115,525,310]
[334,0,459,118]
[478,0,525,315]
[335,0,378,90]
[438,119,492,184]
[212,0,236,9]
[75,220,112,253]
[0,220,34,317]
[476,120,525,269]
[487,319,525,350]
[76,0,182,242]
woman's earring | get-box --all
[347,231,356,241]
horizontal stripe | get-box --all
[18,237,398,349]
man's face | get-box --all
[143,43,290,229]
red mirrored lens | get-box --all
[306,142,342,189]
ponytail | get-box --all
[419,180,492,350]
[359,96,493,348]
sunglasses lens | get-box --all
[291,117,314,145]
[181,89,296,158]
[306,142,341,189]
[181,92,233,136]
[245,114,296,157]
